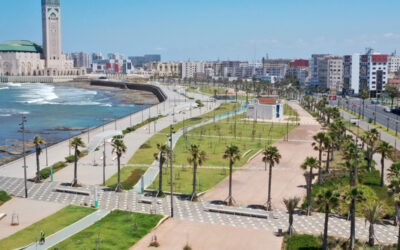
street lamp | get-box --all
[168,125,175,217]
[19,115,28,198]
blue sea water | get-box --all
[0,82,149,162]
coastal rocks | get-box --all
[48,127,86,131]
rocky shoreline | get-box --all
[56,81,159,105]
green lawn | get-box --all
[0,190,11,206]
[284,103,299,117]
[128,134,168,165]
[53,210,163,250]
[149,167,229,194]
[0,206,94,250]
[106,166,148,189]
[283,234,384,250]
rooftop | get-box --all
[0,40,43,53]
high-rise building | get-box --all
[71,52,91,68]
[108,53,125,60]
[181,62,205,79]
[92,53,104,61]
[343,54,360,95]
[129,54,161,67]
[310,54,330,88]
[318,56,343,92]
[287,59,310,85]
[262,59,291,79]
[388,55,400,73]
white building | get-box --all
[247,97,284,120]
[388,55,400,73]
[318,56,343,92]
[343,54,360,95]
[359,50,388,98]
[70,52,91,69]
[181,62,205,79]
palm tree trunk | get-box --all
[326,150,330,172]
[331,148,334,161]
[323,207,329,250]
[72,146,78,186]
[36,150,40,182]
[288,212,294,236]
[318,150,322,184]
[192,163,198,200]
[307,168,313,216]
[267,164,273,211]
[395,202,399,226]
[397,224,400,250]
[116,155,121,192]
[368,223,375,247]
[228,160,233,206]
[380,154,385,187]
[350,199,356,250]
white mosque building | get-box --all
[0,0,85,76]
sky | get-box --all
[1,0,400,61]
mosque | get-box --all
[0,0,85,76]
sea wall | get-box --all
[0,76,77,83]
[90,80,167,102]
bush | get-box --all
[123,115,164,135]
[139,143,151,149]
[65,155,75,163]
[195,99,204,107]
[40,161,67,179]
[0,190,11,205]
[284,234,321,250]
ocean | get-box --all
[0,82,149,164]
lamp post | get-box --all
[168,125,175,217]
[19,115,28,198]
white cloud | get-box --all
[384,33,400,39]
[154,47,167,51]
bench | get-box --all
[205,206,269,219]
[138,198,153,204]
[54,187,90,196]
[0,213,6,221]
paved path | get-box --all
[24,209,110,250]
[0,176,398,245]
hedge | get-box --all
[122,115,164,135]
[39,161,67,179]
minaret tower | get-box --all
[41,0,62,68]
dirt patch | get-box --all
[130,218,282,250]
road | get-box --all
[337,97,400,133]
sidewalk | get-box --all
[24,209,110,250]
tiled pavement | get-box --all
[0,176,398,245]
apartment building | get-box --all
[343,54,360,95]
[181,61,205,79]
[287,59,310,85]
[310,54,330,88]
[147,62,182,77]
[388,55,400,73]
[318,56,343,93]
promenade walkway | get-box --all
[24,209,110,250]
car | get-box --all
[371,100,381,104]
[384,107,391,112]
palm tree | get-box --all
[262,146,282,211]
[363,202,384,247]
[187,144,207,201]
[323,135,332,172]
[315,189,340,250]
[312,132,328,184]
[111,136,127,192]
[223,145,241,206]
[283,197,300,236]
[33,135,45,183]
[376,141,394,187]
[360,128,380,172]
[359,88,370,118]
[154,143,169,196]
[301,157,319,216]
[70,137,85,187]
[388,162,400,226]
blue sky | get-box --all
[1,0,399,61]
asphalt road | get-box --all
[336,97,400,133]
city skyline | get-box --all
[1,0,400,61]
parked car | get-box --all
[371,100,381,104]
[384,107,391,112]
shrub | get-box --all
[183,244,192,250]
[195,99,204,107]
[39,161,67,179]
[65,155,75,163]
[139,143,151,149]
[0,190,11,205]
[284,234,321,250]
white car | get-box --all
[384,107,391,112]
